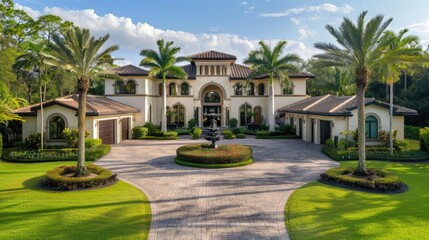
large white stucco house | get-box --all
[13,50,417,145]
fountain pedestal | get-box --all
[204,113,221,148]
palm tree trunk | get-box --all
[356,86,367,174]
[39,84,44,150]
[389,83,394,155]
[161,78,167,132]
[268,77,275,132]
[75,78,90,177]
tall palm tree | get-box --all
[140,39,190,132]
[311,66,356,96]
[43,26,119,176]
[244,40,301,131]
[314,11,398,174]
[14,41,50,149]
[378,29,422,155]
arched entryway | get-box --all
[200,84,225,127]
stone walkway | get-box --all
[97,137,337,240]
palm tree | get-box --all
[244,40,301,131]
[314,11,398,174]
[14,41,50,149]
[310,66,355,96]
[140,39,190,132]
[378,29,422,155]
[43,26,119,176]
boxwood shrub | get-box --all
[405,125,421,140]
[85,138,102,148]
[192,128,202,139]
[321,146,428,162]
[132,126,148,139]
[320,167,404,192]
[236,133,246,139]
[41,165,117,190]
[154,131,178,137]
[222,130,234,139]
[176,143,252,164]
[85,144,112,161]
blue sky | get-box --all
[14,0,429,65]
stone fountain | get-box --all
[204,113,222,148]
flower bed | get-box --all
[176,143,253,167]
[3,144,111,162]
[322,146,428,162]
[320,167,405,192]
[41,165,117,190]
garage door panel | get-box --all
[99,119,115,144]
[121,118,129,141]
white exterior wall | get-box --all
[21,116,37,140]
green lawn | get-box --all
[0,161,151,240]
[405,138,420,150]
[286,161,429,240]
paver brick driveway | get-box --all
[97,137,337,240]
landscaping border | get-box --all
[175,157,254,168]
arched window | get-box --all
[166,106,172,124]
[210,66,214,75]
[365,115,379,139]
[115,81,125,94]
[49,115,66,140]
[247,83,255,95]
[199,66,203,75]
[169,83,177,96]
[181,83,189,95]
[254,106,262,125]
[216,66,221,75]
[205,66,209,75]
[204,91,220,103]
[222,66,227,75]
[125,80,136,94]
[173,104,186,127]
[234,83,243,95]
[158,83,163,96]
[258,83,265,96]
[239,103,252,126]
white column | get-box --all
[222,107,226,127]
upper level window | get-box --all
[222,66,227,75]
[169,83,177,96]
[210,66,214,75]
[181,83,189,95]
[205,66,209,75]
[234,83,243,95]
[258,83,265,96]
[247,83,255,95]
[216,66,220,75]
[159,83,163,96]
[115,80,136,94]
[204,91,220,103]
[283,83,293,94]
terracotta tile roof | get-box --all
[230,64,252,79]
[13,95,140,116]
[278,94,418,116]
[110,64,148,76]
[191,50,237,60]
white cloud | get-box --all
[15,5,318,64]
[290,17,301,25]
[260,3,353,17]
[298,28,315,40]
[15,3,41,18]
[240,1,249,5]
[244,6,255,14]
[408,20,429,34]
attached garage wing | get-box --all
[99,119,116,144]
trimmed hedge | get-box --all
[41,165,117,190]
[255,135,300,139]
[321,146,428,162]
[174,128,191,135]
[4,144,111,162]
[192,128,202,139]
[132,127,148,139]
[138,136,179,140]
[176,143,253,164]
[405,125,421,140]
[222,130,234,139]
[85,138,102,148]
[175,157,253,168]
[154,131,178,137]
[320,167,404,192]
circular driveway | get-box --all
[97,137,337,240]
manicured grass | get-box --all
[405,138,420,150]
[175,157,254,168]
[0,161,151,240]
[285,161,429,240]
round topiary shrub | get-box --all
[132,126,148,139]
[236,133,246,139]
[176,143,253,168]
[41,165,117,190]
[320,167,406,192]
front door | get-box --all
[203,106,221,127]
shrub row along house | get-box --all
[13,50,417,145]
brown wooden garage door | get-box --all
[99,119,115,144]
[121,118,130,141]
